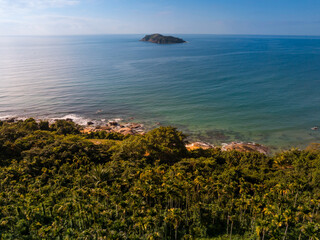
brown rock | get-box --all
[186,142,214,150]
[125,123,142,129]
[221,142,269,155]
[117,127,134,135]
[108,121,118,126]
[100,126,111,131]
[81,127,96,134]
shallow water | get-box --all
[1,34,320,149]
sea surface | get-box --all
[1,34,320,149]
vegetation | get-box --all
[140,34,186,44]
[0,119,319,239]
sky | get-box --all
[0,0,320,36]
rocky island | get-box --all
[140,34,186,44]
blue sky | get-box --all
[1,0,320,35]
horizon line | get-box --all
[1,33,320,38]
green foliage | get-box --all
[39,121,50,131]
[86,131,127,140]
[0,120,319,239]
[50,120,80,135]
[145,126,187,164]
[111,135,148,162]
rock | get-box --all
[81,127,95,134]
[80,120,145,136]
[306,143,320,152]
[186,142,214,150]
[6,118,15,123]
[127,123,143,129]
[221,142,269,155]
[66,118,73,122]
[108,121,118,126]
[140,34,186,44]
[100,126,112,131]
[117,127,134,135]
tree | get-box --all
[145,127,187,164]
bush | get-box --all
[86,131,126,140]
[39,121,50,130]
[0,120,319,239]
[51,120,80,135]
[145,126,187,164]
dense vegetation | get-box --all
[0,119,319,239]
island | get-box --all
[140,33,186,44]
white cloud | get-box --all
[0,0,79,12]
[0,0,84,34]
[0,14,128,35]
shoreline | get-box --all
[2,113,319,154]
[1,115,272,155]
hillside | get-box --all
[0,119,319,239]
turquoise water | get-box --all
[1,35,320,149]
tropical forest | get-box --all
[0,118,319,239]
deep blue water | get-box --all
[1,34,320,149]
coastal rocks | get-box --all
[186,142,214,150]
[185,141,269,154]
[81,128,94,134]
[108,121,118,126]
[6,118,15,123]
[116,127,134,135]
[0,117,16,123]
[99,126,112,131]
[81,121,145,136]
[118,123,145,135]
[140,34,186,44]
[221,142,269,155]
[305,143,320,152]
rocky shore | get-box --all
[81,121,145,135]
[1,116,270,155]
[81,119,270,154]
[221,142,269,155]
[185,141,269,155]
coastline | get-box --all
[2,35,320,153]
[0,114,273,155]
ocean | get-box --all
[1,34,320,149]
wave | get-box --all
[53,114,96,126]
[0,115,18,120]
[0,113,124,127]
